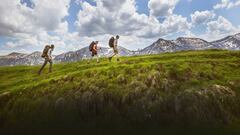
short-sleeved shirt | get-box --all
[113,39,119,54]
[92,44,98,56]
[114,38,118,47]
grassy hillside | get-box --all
[0,50,240,134]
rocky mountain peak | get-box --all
[1,33,240,66]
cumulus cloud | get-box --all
[0,0,77,55]
[162,15,191,34]
[207,16,236,34]
[137,15,191,38]
[194,16,240,41]
[191,10,216,25]
[1,0,191,55]
[76,0,147,36]
[0,0,207,55]
[148,0,179,17]
[99,0,127,11]
[2,31,84,55]
[0,0,70,36]
[214,0,240,9]
[75,0,190,38]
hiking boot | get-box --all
[117,58,120,62]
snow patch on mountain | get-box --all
[1,33,240,66]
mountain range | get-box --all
[0,33,240,66]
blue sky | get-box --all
[0,0,240,55]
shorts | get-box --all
[92,51,98,57]
[113,47,119,54]
[44,56,52,62]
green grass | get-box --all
[0,49,240,134]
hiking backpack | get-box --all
[109,37,115,48]
[41,45,50,58]
[89,41,95,52]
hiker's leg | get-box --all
[49,59,53,73]
[96,54,99,63]
[113,49,120,61]
[88,55,93,64]
[112,53,117,57]
[116,53,120,61]
[109,48,117,62]
[38,59,48,74]
[109,53,114,62]
[91,54,98,63]
[110,50,117,58]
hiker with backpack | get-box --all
[109,35,120,62]
[38,44,54,75]
[88,41,101,64]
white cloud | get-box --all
[162,15,191,34]
[207,16,235,34]
[0,0,70,36]
[137,15,191,38]
[0,0,76,55]
[183,30,197,37]
[2,31,82,55]
[6,0,233,56]
[191,10,216,25]
[195,16,239,41]
[148,0,179,17]
[76,0,146,36]
[99,0,127,11]
[76,0,190,38]
[0,0,192,55]
[32,0,70,31]
[214,0,240,9]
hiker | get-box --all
[109,35,120,62]
[38,44,54,75]
[88,41,101,64]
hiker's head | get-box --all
[51,44,55,49]
[116,35,120,39]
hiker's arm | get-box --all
[114,39,118,47]
[93,45,97,51]
[48,49,52,60]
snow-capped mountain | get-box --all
[4,52,27,58]
[0,52,26,66]
[16,51,44,66]
[139,38,179,55]
[0,52,43,66]
[140,33,240,55]
[54,46,134,63]
[211,33,240,50]
[174,37,214,50]
[1,33,240,66]
[139,37,214,55]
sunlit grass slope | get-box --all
[0,49,240,134]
